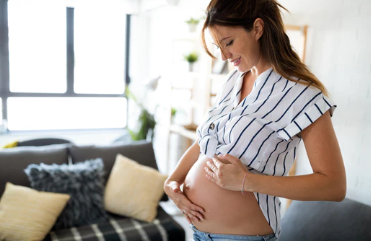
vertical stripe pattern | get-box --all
[196,67,337,239]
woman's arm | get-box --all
[164,140,205,223]
[164,140,200,185]
[246,110,346,201]
[204,110,347,202]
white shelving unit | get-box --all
[164,31,232,174]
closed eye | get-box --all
[226,40,234,47]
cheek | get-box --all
[243,42,260,64]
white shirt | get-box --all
[196,67,337,239]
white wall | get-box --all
[137,0,371,207]
[279,0,371,206]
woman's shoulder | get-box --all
[285,76,323,98]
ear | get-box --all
[253,18,264,41]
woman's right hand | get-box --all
[164,180,205,224]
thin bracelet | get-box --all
[241,172,248,195]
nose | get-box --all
[220,49,231,61]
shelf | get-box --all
[170,70,202,78]
[169,124,197,141]
[210,73,228,81]
[172,32,200,41]
[171,86,193,90]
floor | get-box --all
[160,200,194,241]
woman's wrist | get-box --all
[241,171,249,195]
[243,171,256,193]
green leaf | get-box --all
[184,52,199,63]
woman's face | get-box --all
[210,22,263,73]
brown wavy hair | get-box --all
[201,0,329,96]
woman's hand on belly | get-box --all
[164,180,205,223]
[205,154,252,191]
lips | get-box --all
[232,57,241,66]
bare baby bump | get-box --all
[183,154,273,236]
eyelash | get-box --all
[226,40,234,47]
[216,40,234,49]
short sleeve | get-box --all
[277,91,337,141]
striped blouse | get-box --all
[196,67,337,239]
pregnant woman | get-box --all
[164,0,346,240]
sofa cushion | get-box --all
[43,206,186,241]
[24,158,108,230]
[69,140,168,202]
[0,144,69,197]
[69,140,158,180]
[0,183,70,241]
[280,198,371,241]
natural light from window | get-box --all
[8,0,66,93]
[74,4,126,94]
[7,97,127,131]
[5,0,128,130]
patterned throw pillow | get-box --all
[24,158,108,230]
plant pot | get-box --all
[188,23,197,33]
[189,63,194,72]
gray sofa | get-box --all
[279,198,371,241]
[0,140,185,241]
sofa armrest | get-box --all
[280,198,371,241]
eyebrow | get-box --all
[212,36,232,46]
[219,36,232,42]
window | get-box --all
[74,5,126,94]
[0,0,131,131]
[7,97,127,130]
[8,1,67,93]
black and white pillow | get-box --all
[24,158,108,230]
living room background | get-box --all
[0,0,370,217]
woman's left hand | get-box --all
[204,153,253,192]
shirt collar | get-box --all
[233,67,274,108]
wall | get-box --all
[279,0,371,206]
[140,0,371,208]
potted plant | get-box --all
[171,107,177,123]
[126,86,156,141]
[184,52,199,72]
[186,18,199,32]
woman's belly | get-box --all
[183,155,274,236]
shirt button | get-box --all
[209,123,215,130]
[232,107,235,110]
